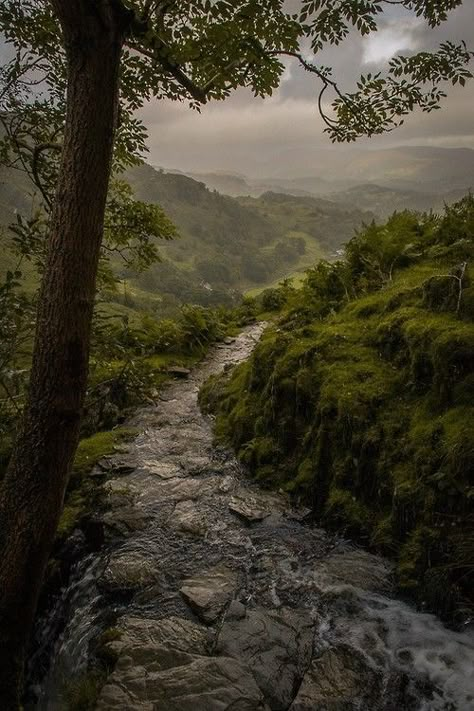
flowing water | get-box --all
[30,324,474,710]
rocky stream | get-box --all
[31,324,474,710]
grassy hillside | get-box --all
[200,197,474,621]
[124,164,372,313]
[0,161,372,319]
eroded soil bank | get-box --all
[33,325,474,710]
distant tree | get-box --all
[0,1,472,705]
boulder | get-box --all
[289,645,382,711]
[172,500,208,537]
[167,366,191,378]
[181,566,237,623]
[106,615,209,659]
[97,615,267,711]
[228,495,270,523]
[99,551,160,593]
[98,655,267,711]
[217,605,314,710]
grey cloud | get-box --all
[140,3,474,177]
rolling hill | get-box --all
[0,162,373,316]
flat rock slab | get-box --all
[97,615,267,711]
[289,645,382,711]
[171,500,209,537]
[181,566,238,623]
[106,616,209,659]
[97,655,267,711]
[140,460,183,479]
[217,605,314,710]
[167,366,191,378]
[99,552,160,593]
[317,550,393,594]
[152,475,220,502]
[228,495,270,523]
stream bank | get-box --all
[31,324,474,710]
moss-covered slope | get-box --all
[200,198,474,619]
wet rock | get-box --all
[172,500,208,537]
[228,495,270,523]
[101,507,149,539]
[99,460,135,476]
[108,616,209,658]
[317,550,393,594]
[289,645,382,711]
[141,460,183,479]
[97,615,266,711]
[97,655,267,711]
[285,506,313,523]
[153,475,220,502]
[99,551,160,593]
[223,336,236,345]
[218,475,235,493]
[167,366,191,378]
[181,566,237,623]
[217,605,314,710]
[179,454,214,474]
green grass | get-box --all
[201,203,474,619]
[57,427,137,539]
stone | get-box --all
[167,366,191,378]
[289,645,383,711]
[141,460,183,479]
[317,550,393,594]
[152,476,220,502]
[144,656,267,710]
[218,475,235,493]
[285,506,313,523]
[113,462,135,475]
[181,566,237,624]
[228,495,270,523]
[97,655,267,711]
[217,606,314,710]
[172,500,208,537]
[99,551,160,593]
[223,336,236,345]
[97,615,267,711]
[108,616,209,658]
[102,508,149,538]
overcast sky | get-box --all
[140,2,474,178]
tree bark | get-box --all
[0,2,125,706]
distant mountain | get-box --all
[320,146,474,193]
[177,146,474,219]
[328,183,470,219]
[173,170,330,199]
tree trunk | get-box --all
[0,3,125,706]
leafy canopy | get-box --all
[0,1,472,163]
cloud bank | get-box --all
[140,2,474,177]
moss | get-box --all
[201,203,474,619]
[324,488,372,537]
[72,427,137,479]
[398,525,441,591]
[95,627,123,668]
[63,672,104,711]
[57,427,137,539]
